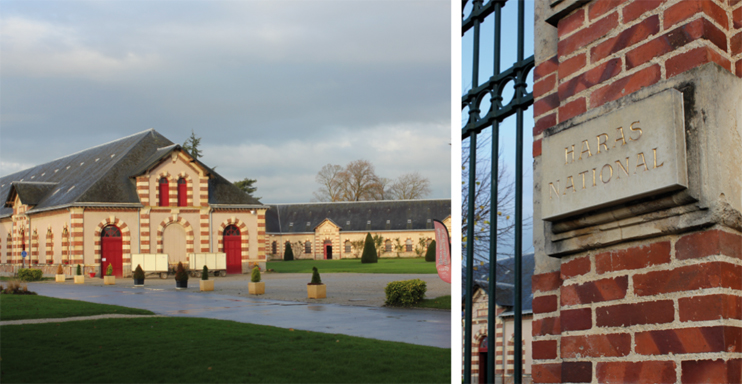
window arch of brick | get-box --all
[156,215,194,254]
[177,178,187,207]
[344,240,351,253]
[93,217,132,265]
[217,218,249,261]
[384,239,392,253]
[5,233,10,263]
[61,226,69,264]
[271,241,277,255]
[31,228,39,264]
[304,240,311,254]
[46,227,53,264]
[405,238,413,252]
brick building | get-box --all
[531,0,742,383]
[0,129,267,277]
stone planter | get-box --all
[200,280,214,292]
[55,274,66,283]
[307,283,326,299]
[74,275,85,284]
[176,280,188,289]
[133,279,144,286]
[248,281,265,295]
[104,276,116,285]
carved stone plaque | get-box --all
[541,89,687,221]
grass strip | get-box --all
[0,295,154,321]
[1,317,449,383]
[413,295,451,310]
[267,258,437,274]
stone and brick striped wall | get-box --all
[533,0,741,158]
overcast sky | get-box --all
[0,0,451,204]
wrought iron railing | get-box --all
[462,0,533,383]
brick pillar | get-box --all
[533,1,742,383]
[257,210,266,260]
[140,208,150,254]
[200,208,210,253]
[69,208,84,265]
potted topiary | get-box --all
[55,264,65,283]
[248,266,264,295]
[307,266,326,299]
[74,264,84,284]
[175,262,189,289]
[133,264,145,286]
[199,265,214,292]
[103,264,115,285]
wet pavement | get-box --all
[26,283,451,348]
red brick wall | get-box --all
[533,0,741,159]
[532,229,742,383]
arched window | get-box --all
[344,240,351,253]
[304,241,311,254]
[271,241,277,255]
[177,178,187,207]
[405,239,413,252]
[159,177,169,206]
[384,239,392,253]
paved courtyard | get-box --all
[25,272,451,348]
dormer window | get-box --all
[159,177,169,206]
[177,178,187,207]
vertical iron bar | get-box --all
[464,2,482,383]
[486,1,502,384]
[513,1,525,383]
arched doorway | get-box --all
[478,338,488,384]
[163,223,187,266]
[323,239,332,260]
[101,226,123,277]
[224,225,242,274]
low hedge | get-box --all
[18,269,43,282]
[384,279,427,307]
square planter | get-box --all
[200,280,214,292]
[104,276,116,285]
[55,274,66,283]
[176,280,188,289]
[133,279,144,287]
[248,281,265,295]
[307,283,326,299]
[74,275,85,284]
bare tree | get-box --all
[369,177,393,200]
[462,134,528,263]
[389,172,432,200]
[312,164,344,202]
[338,160,381,201]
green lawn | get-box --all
[413,295,451,310]
[0,294,154,321]
[267,258,437,274]
[1,317,449,383]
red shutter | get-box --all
[178,179,187,207]
[159,178,169,206]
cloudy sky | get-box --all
[0,0,451,204]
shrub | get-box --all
[384,279,427,306]
[201,265,209,281]
[76,264,82,276]
[310,266,322,285]
[133,264,145,280]
[18,268,43,281]
[251,266,261,283]
[425,240,436,262]
[56,265,64,275]
[284,243,294,261]
[1,280,36,295]
[106,264,113,276]
[175,262,189,282]
[361,232,378,264]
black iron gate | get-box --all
[462,0,533,383]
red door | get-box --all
[177,178,187,207]
[101,226,123,277]
[478,341,488,384]
[324,242,332,260]
[224,226,242,274]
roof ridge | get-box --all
[67,129,158,204]
[0,129,155,180]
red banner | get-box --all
[433,220,451,284]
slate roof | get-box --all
[0,129,263,218]
[265,199,451,233]
[465,253,535,315]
